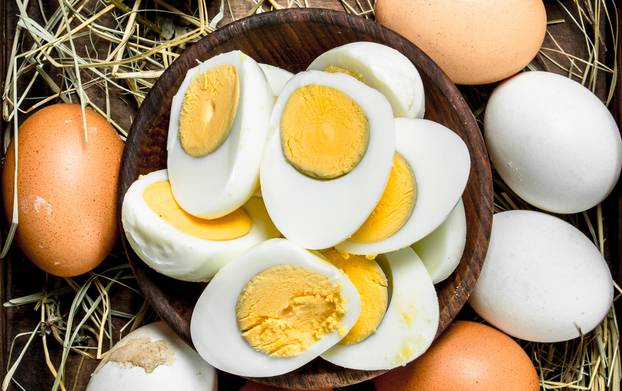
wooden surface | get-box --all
[120,8,493,389]
[1,1,621,391]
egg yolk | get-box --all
[236,265,345,357]
[323,65,365,82]
[280,84,369,179]
[143,180,251,240]
[178,64,239,157]
[351,153,417,243]
[322,249,388,344]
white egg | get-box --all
[484,71,622,214]
[470,210,614,342]
[259,63,293,96]
[191,238,362,377]
[321,247,439,370]
[308,41,425,118]
[337,119,470,255]
[167,50,274,218]
[412,200,466,283]
[260,71,395,250]
[86,322,217,391]
[121,169,280,282]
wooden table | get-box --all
[1,1,620,390]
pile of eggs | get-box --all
[121,42,472,376]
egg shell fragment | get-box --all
[484,71,622,214]
[86,322,217,391]
[412,199,466,284]
[121,169,280,282]
[321,247,439,370]
[470,210,614,342]
[259,63,293,96]
[307,41,425,118]
[191,238,362,377]
[167,51,273,219]
[337,118,470,255]
[260,71,395,250]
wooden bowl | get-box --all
[118,8,493,390]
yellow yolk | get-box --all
[179,64,239,157]
[236,265,345,357]
[350,153,416,243]
[322,249,388,345]
[143,180,251,240]
[280,84,369,179]
[323,65,365,82]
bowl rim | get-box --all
[119,7,493,389]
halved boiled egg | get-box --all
[190,238,361,377]
[121,170,280,282]
[259,63,293,96]
[413,199,467,284]
[167,50,273,219]
[260,71,395,250]
[307,41,425,118]
[337,118,470,255]
[321,247,439,370]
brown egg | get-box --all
[239,382,331,391]
[375,0,547,85]
[2,104,124,276]
[374,321,539,391]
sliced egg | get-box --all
[321,247,439,370]
[413,200,467,284]
[191,238,361,377]
[307,41,425,118]
[337,118,470,255]
[260,71,395,249]
[167,50,273,218]
[121,169,280,282]
[259,63,293,96]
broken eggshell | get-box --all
[86,321,217,391]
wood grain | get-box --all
[119,8,493,389]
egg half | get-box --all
[321,247,439,370]
[260,70,395,249]
[121,169,280,282]
[167,50,273,219]
[191,238,361,377]
[307,41,425,118]
[337,118,470,255]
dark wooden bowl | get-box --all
[118,8,493,390]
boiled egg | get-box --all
[337,118,470,255]
[412,199,466,284]
[167,50,273,218]
[121,169,279,282]
[259,63,293,96]
[191,238,361,377]
[260,71,395,249]
[321,247,439,370]
[308,42,425,118]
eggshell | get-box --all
[374,321,539,391]
[2,104,123,276]
[375,0,547,85]
[240,382,330,391]
[86,321,217,391]
[484,71,622,213]
[470,210,613,342]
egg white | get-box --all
[413,199,466,284]
[190,238,362,377]
[260,71,395,250]
[307,41,425,118]
[321,247,439,370]
[121,169,280,282]
[337,118,470,255]
[259,63,293,96]
[167,50,273,219]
